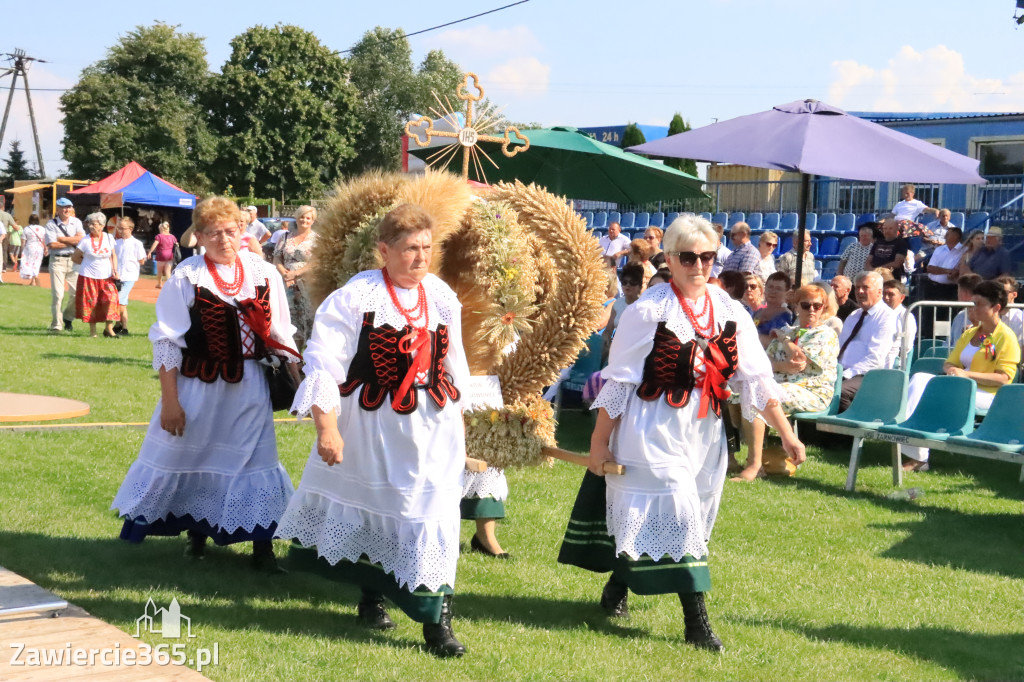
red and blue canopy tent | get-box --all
[68,161,195,209]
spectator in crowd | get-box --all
[718,269,746,302]
[901,280,1021,471]
[882,280,916,370]
[147,222,178,289]
[643,226,665,269]
[722,221,760,273]
[602,263,645,359]
[837,271,897,410]
[967,227,1013,280]
[923,209,954,250]
[598,221,631,267]
[19,214,46,287]
[831,275,858,321]
[995,274,1023,347]
[776,229,816,286]
[71,211,120,338]
[273,205,320,350]
[867,218,911,281]
[710,223,730,277]
[755,229,777,282]
[628,237,657,287]
[244,205,271,244]
[741,273,765,313]
[0,206,12,270]
[113,217,148,336]
[924,227,964,301]
[892,183,938,232]
[45,197,85,332]
[838,224,875,279]
[811,281,844,336]
[950,274,983,343]
[6,221,22,272]
[953,229,985,279]
[732,284,839,481]
[753,271,794,347]
[648,267,671,287]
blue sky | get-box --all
[3,0,1023,175]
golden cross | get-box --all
[404,72,530,182]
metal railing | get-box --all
[900,300,1024,370]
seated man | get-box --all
[837,271,897,410]
[882,279,916,370]
[598,221,631,267]
[995,274,1023,349]
[867,218,911,282]
[776,229,816,286]
[968,226,1013,280]
[722,221,760,274]
[831,275,858,321]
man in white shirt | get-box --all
[113,217,148,336]
[244,205,271,244]
[837,271,897,409]
[996,275,1023,349]
[892,184,938,223]
[44,198,85,332]
[598,221,631,267]
[924,227,964,300]
[883,279,917,370]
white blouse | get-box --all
[75,232,116,279]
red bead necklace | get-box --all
[204,255,244,296]
[90,233,106,254]
[671,282,715,338]
[382,268,428,328]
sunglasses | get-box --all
[671,251,717,266]
[799,301,824,311]
[621,279,642,287]
[763,241,777,247]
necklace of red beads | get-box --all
[382,267,428,328]
[90,233,107,254]
[671,282,715,338]
[205,255,244,296]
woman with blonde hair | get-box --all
[628,237,657,287]
[274,205,319,349]
[644,225,666,269]
[146,221,178,288]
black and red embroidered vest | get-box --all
[339,311,460,414]
[181,284,272,383]
[635,320,739,417]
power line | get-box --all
[333,0,532,55]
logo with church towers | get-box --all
[134,597,196,639]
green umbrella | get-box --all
[409,126,706,204]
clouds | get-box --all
[828,45,1024,112]
[432,24,550,99]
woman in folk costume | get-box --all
[558,214,806,652]
[275,204,472,658]
[112,197,299,571]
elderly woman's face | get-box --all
[381,229,432,288]
[797,294,825,328]
[744,279,763,306]
[196,219,240,264]
[297,212,315,230]
[666,233,716,293]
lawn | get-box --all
[0,284,1022,681]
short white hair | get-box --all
[663,213,719,254]
[855,270,883,288]
[84,211,106,227]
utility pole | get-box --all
[0,49,48,177]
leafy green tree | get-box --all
[622,122,646,148]
[59,23,215,191]
[207,24,360,199]
[665,113,698,177]
[1,140,35,186]
[414,50,463,116]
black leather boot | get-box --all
[422,595,466,658]
[679,591,724,652]
[251,540,287,574]
[357,589,396,630]
[600,576,629,618]
[184,530,206,559]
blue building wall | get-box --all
[577,124,669,148]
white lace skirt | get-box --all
[462,468,508,501]
[111,359,294,534]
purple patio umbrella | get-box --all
[628,99,986,284]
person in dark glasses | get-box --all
[558,213,805,653]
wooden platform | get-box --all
[0,567,210,681]
[0,393,90,423]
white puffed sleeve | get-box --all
[148,271,196,372]
[592,301,658,419]
[729,302,786,422]
[441,296,472,411]
[289,287,360,418]
[264,264,300,361]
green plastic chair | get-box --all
[876,376,976,442]
[946,384,1024,454]
[791,363,843,437]
[817,369,908,430]
[909,357,946,377]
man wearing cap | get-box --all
[968,227,1013,280]
[45,199,85,332]
[244,205,270,244]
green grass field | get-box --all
[0,283,1022,681]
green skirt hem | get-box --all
[460,496,506,520]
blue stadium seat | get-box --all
[667,212,680,226]
[619,212,634,229]
[822,261,839,280]
[763,213,781,231]
[951,212,965,229]
[780,212,799,232]
[746,212,763,230]
[838,236,857,253]
[966,211,990,231]
[909,235,924,253]
[728,212,746,227]
[856,212,876,227]
[803,213,818,232]
[649,212,664,228]
[818,213,837,232]
[583,211,594,227]
[810,236,819,255]
[593,211,607,228]
[751,235,759,247]
[608,211,621,226]
[819,236,840,257]
[634,212,650,229]
[837,213,856,232]
[779,237,792,256]
[593,228,607,239]
[699,212,712,222]
[814,259,823,275]
[711,212,728,226]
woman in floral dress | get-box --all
[273,205,319,350]
[19,215,46,286]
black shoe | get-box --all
[680,592,724,653]
[357,590,396,630]
[469,534,510,559]
[422,595,466,658]
[251,540,287,574]
[63,319,73,331]
[117,328,130,336]
[600,577,629,619]
[112,322,124,333]
[103,329,118,338]
[184,530,206,559]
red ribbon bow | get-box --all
[237,299,302,361]
[698,340,732,418]
[392,327,431,410]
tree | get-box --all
[622,123,646,148]
[59,23,215,192]
[414,50,463,116]
[665,113,698,177]
[1,140,34,186]
[207,24,360,200]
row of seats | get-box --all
[584,210,992,234]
